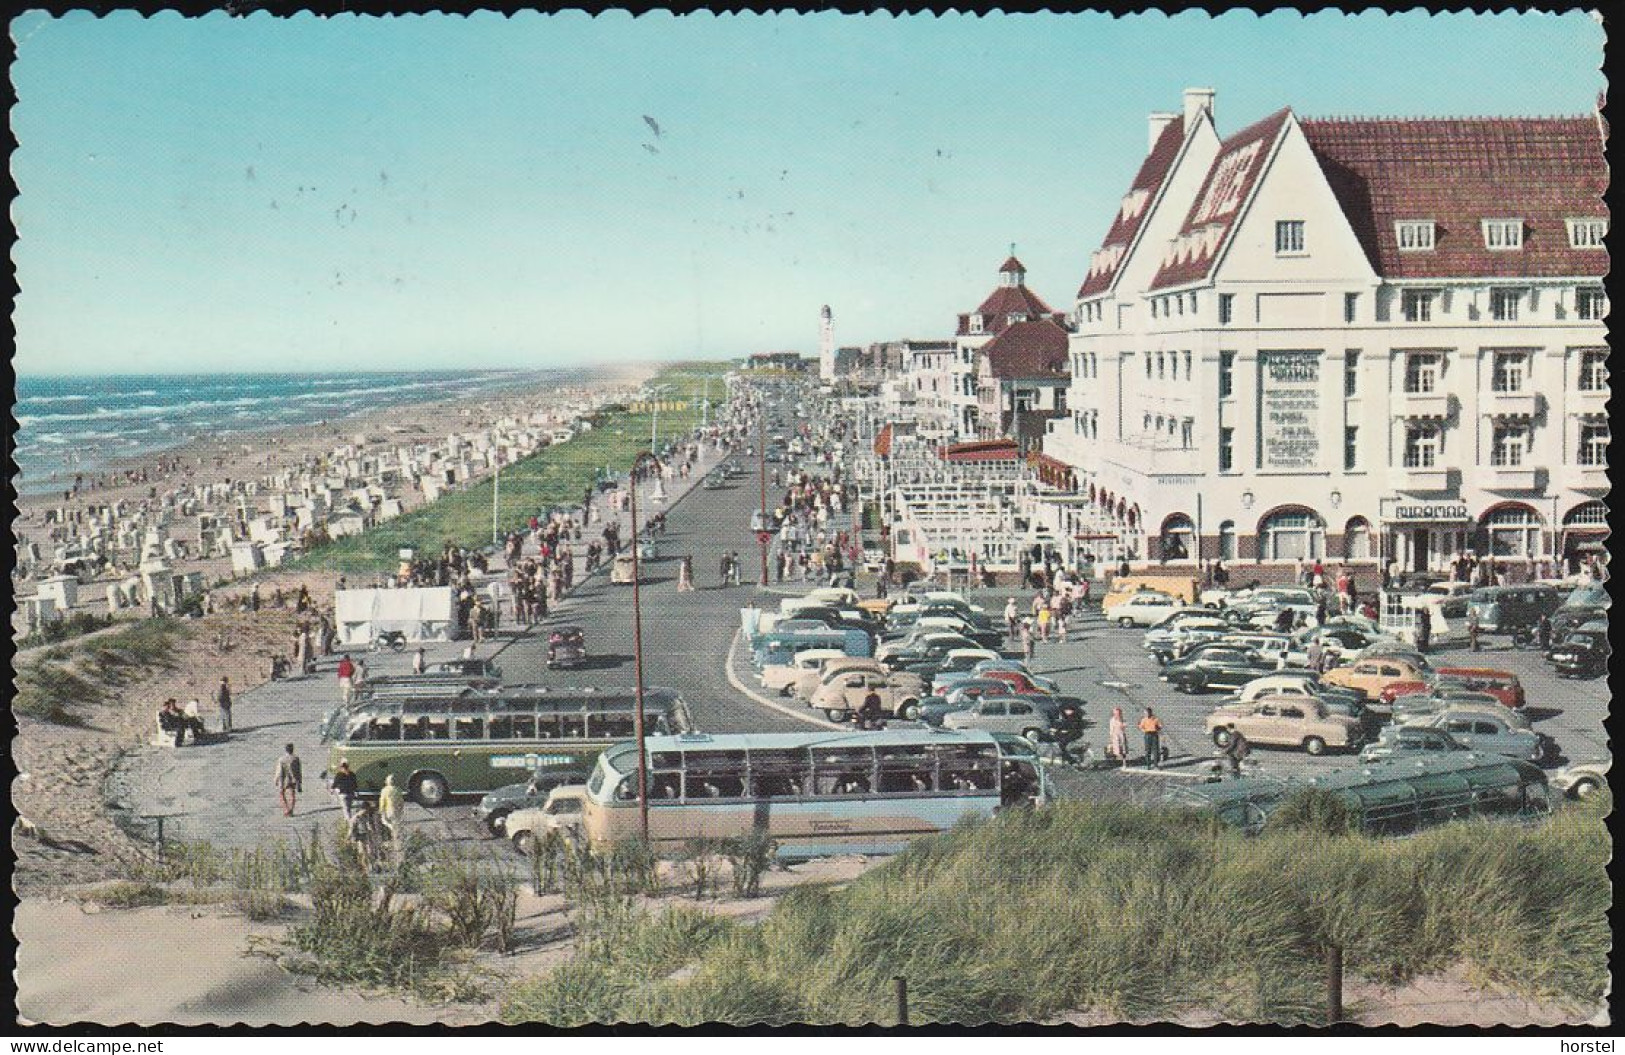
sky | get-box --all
[11,11,1606,376]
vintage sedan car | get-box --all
[1320,655,1432,703]
[1549,627,1609,679]
[913,678,1017,725]
[1161,645,1281,694]
[976,667,1057,696]
[927,648,1006,695]
[1284,624,1377,667]
[473,764,592,836]
[1359,725,1474,763]
[809,665,926,721]
[1205,697,1364,755]
[880,633,982,673]
[1104,591,1191,628]
[1144,616,1232,663]
[762,648,847,696]
[941,695,1069,742]
[1220,586,1319,624]
[1549,758,1610,799]
[1401,707,1555,764]
[1379,667,1525,710]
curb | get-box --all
[722,628,841,729]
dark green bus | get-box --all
[324,686,692,806]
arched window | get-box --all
[1563,501,1607,529]
[1480,504,1542,559]
[1160,513,1195,562]
[1218,521,1238,562]
[1259,508,1326,561]
[1344,516,1372,560]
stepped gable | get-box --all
[1301,114,1607,280]
[1149,107,1291,291]
[981,318,1070,380]
[1078,114,1186,299]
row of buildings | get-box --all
[845,87,1608,578]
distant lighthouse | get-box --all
[818,304,835,382]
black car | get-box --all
[1550,628,1609,679]
[1549,583,1609,641]
[883,634,981,673]
[1161,645,1280,693]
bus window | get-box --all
[814,747,875,796]
[487,715,514,739]
[403,716,429,741]
[559,711,587,739]
[453,716,485,741]
[425,717,451,741]
[683,750,747,799]
[938,745,996,792]
[589,712,637,739]
[878,745,936,793]
[748,748,810,797]
[511,714,537,739]
[534,714,560,740]
[453,697,486,714]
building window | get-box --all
[1396,221,1436,251]
[1180,419,1193,449]
[1344,517,1373,560]
[1275,220,1306,254]
[1218,427,1234,472]
[1576,287,1607,321]
[1579,420,1609,466]
[1402,290,1435,323]
[1404,352,1443,394]
[1490,421,1531,467]
[1344,293,1359,323]
[1492,351,1529,393]
[1344,351,1360,397]
[1343,426,1359,471]
[969,315,984,334]
[1218,521,1237,561]
[1219,293,1234,325]
[1482,219,1524,251]
[1578,349,1608,391]
[1482,506,1541,558]
[1260,509,1326,561]
[1568,218,1607,248]
[1403,423,1442,468]
[1489,288,1522,322]
[1218,351,1235,399]
[1189,293,1199,314]
[1157,352,1166,380]
[1151,299,1159,319]
[1182,350,1192,378]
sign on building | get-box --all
[1259,351,1321,471]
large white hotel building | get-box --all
[1039,88,1608,578]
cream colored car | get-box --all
[791,655,876,703]
[1205,697,1363,755]
[761,648,846,696]
[504,785,588,854]
[1320,656,1430,701]
[808,666,925,722]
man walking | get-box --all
[1467,607,1481,652]
[330,759,359,819]
[274,743,303,817]
[337,653,356,705]
[1138,707,1164,769]
[378,773,405,847]
[215,676,233,734]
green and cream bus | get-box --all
[323,685,692,806]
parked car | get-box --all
[1549,626,1609,679]
[942,695,1065,742]
[1221,586,1318,625]
[1227,676,1380,738]
[809,665,926,721]
[1204,698,1364,755]
[1105,591,1191,628]
[1285,624,1377,667]
[1549,758,1610,799]
[1144,616,1232,663]
[881,633,981,673]
[545,627,586,670]
[1466,584,1564,635]
[927,648,1006,695]
[913,678,1016,725]
[1359,725,1474,763]
[503,785,590,854]
[1161,645,1281,693]
[1401,707,1555,764]
[473,765,592,837]
[1549,582,1609,641]
[1388,689,1505,726]
[763,647,847,696]
[1209,631,1294,667]
[1320,655,1432,704]
[1377,667,1525,710]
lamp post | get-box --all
[627,449,662,842]
[758,406,770,585]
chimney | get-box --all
[1148,111,1178,152]
[1183,87,1216,129]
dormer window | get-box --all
[969,315,984,334]
[1396,221,1436,252]
[1568,218,1607,249]
[1482,219,1524,251]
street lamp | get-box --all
[627,449,663,842]
[758,406,770,585]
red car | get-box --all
[1380,666,1525,709]
[978,669,1054,695]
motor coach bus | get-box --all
[323,686,692,806]
[549,728,1048,859]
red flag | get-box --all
[873,422,893,458]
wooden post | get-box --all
[1326,944,1344,1025]
[155,816,166,861]
[893,975,909,1026]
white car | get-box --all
[761,648,846,696]
[1110,594,1194,628]
[1550,758,1610,799]
[1227,673,1325,707]
[504,785,589,855]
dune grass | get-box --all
[501,795,1611,1026]
[13,617,191,726]
[287,363,731,574]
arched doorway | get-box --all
[1561,501,1608,574]
[1258,507,1326,561]
[1218,520,1238,562]
[1343,516,1372,561]
[1478,503,1543,560]
[1159,513,1195,563]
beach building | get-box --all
[954,256,1070,441]
[1040,88,1609,574]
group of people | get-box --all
[155,676,236,746]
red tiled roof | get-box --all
[957,283,1060,337]
[1149,108,1291,291]
[1079,115,1186,299]
[1300,115,1606,280]
[981,318,1071,380]
[999,255,1026,273]
[940,439,1020,463]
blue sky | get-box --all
[11,11,1605,375]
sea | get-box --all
[13,369,601,496]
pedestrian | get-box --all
[1053,700,1085,764]
[1004,597,1019,639]
[348,801,381,872]
[1020,620,1035,663]
[412,647,426,675]
[1415,608,1432,654]
[215,676,233,734]
[1107,706,1129,766]
[274,743,303,817]
[1467,607,1481,652]
[729,551,743,586]
[1138,707,1164,769]
[858,688,883,731]
[1537,612,1553,653]
[1306,638,1324,672]
[330,759,359,819]
[336,653,355,704]
[720,552,731,587]
[1220,731,1250,779]
[378,773,405,845]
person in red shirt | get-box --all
[337,654,355,704]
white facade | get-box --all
[1045,90,1609,576]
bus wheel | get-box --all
[412,772,449,807]
[511,829,535,856]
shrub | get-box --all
[723,830,778,898]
